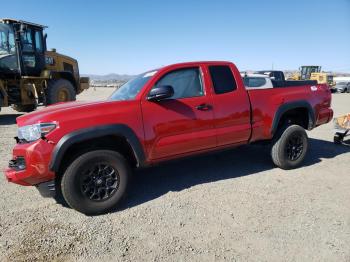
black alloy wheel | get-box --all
[61,150,131,215]
[285,134,304,161]
[271,125,308,169]
[81,163,120,201]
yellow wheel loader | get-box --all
[0,19,89,112]
[289,66,335,87]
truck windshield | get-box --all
[109,71,157,101]
[0,23,18,71]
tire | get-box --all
[12,104,37,112]
[61,150,131,215]
[271,125,308,170]
[46,79,76,105]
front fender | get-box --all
[49,124,146,172]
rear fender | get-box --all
[271,101,315,136]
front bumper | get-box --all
[5,138,55,186]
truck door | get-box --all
[207,65,251,146]
[141,66,216,160]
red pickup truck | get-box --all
[5,61,333,215]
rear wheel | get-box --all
[12,104,37,112]
[271,125,308,169]
[61,150,130,215]
[46,79,76,105]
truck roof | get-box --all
[0,18,47,28]
[168,61,232,66]
[159,61,233,70]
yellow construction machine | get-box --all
[0,19,89,112]
[289,65,335,87]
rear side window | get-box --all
[209,65,237,94]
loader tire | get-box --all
[46,79,76,105]
[12,104,37,112]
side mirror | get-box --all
[147,85,174,101]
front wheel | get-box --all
[271,125,308,170]
[61,150,131,215]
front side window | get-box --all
[209,65,237,94]
[153,68,204,99]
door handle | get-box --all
[196,103,212,111]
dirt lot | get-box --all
[0,88,349,262]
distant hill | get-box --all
[82,73,135,81]
[84,70,350,82]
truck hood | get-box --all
[16,100,120,126]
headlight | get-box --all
[18,123,57,142]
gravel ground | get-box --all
[0,88,349,262]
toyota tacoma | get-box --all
[5,61,333,215]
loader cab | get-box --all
[0,22,18,75]
[299,66,321,80]
[0,19,47,77]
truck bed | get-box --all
[247,83,332,142]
